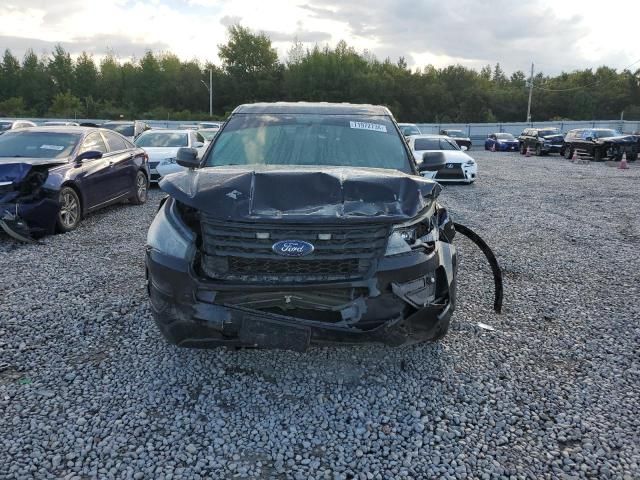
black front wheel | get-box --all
[594,149,603,162]
[564,147,573,159]
[56,187,81,233]
[129,171,148,205]
[519,143,526,155]
[535,144,542,156]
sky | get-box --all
[1,0,639,75]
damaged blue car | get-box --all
[0,126,149,241]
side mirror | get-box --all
[419,151,447,172]
[193,141,204,148]
[585,137,593,142]
[176,147,200,168]
[75,150,103,163]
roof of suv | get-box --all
[233,102,392,116]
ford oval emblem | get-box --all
[272,240,314,257]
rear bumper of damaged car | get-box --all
[145,243,457,352]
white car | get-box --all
[408,134,477,184]
[135,129,206,183]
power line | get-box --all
[533,57,640,93]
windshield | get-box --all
[0,131,80,158]
[593,129,619,138]
[400,125,421,136]
[538,129,560,137]
[102,123,134,137]
[496,133,515,140]
[199,130,218,141]
[135,132,188,148]
[204,114,412,172]
[446,130,465,138]
[414,138,459,151]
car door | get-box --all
[102,131,137,198]
[487,134,496,149]
[73,132,112,209]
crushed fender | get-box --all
[453,222,503,314]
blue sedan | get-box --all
[485,133,519,151]
[0,126,149,241]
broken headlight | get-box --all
[385,210,434,256]
[147,198,196,258]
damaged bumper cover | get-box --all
[145,240,457,352]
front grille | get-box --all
[199,217,389,282]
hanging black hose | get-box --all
[453,222,503,314]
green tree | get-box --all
[48,44,74,94]
[49,91,82,118]
[0,49,21,100]
[218,24,281,103]
[20,50,52,115]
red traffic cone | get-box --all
[571,150,578,163]
[618,152,629,169]
[525,146,531,157]
[491,142,496,152]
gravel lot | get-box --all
[1,152,639,479]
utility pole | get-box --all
[526,63,534,124]
[200,68,213,117]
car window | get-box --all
[0,130,81,158]
[102,123,135,137]
[496,133,514,140]
[103,131,129,152]
[81,132,108,154]
[413,138,458,151]
[205,114,412,173]
[195,132,205,143]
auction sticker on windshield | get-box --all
[40,144,65,151]
[349,121,387,133]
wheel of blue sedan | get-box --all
[130,171,148,205]
[56,187,81,233]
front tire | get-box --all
[130,171,148,205]
[594,148,603,162]
[535,144,542,156]
[519,143,526,155]
[56,187,81,233]
[564,147,573,159]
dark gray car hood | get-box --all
[160,165,442,223]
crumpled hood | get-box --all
[160,165,442,223]
[0,158,67,184]
[142,147,181,161]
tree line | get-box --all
[1,25,639,122]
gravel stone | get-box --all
[0,152,639,478]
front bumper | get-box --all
[541,144,563,153]
[434,163,477,184]
[0,199,59,238]
[498,142,518,151]
[145,242,457,351]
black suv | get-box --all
[562,128,639,161]
[439,129,472,150]
[518,128,564,155]
[145,103,464,351]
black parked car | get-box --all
[0,127,149,241]
[145,102,502,352]
[439,129,472,150]
[561,128,639,161]
[101,121,150,141]
[517,127,564,155]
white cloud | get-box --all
[0,0,638,74]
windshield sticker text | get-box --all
[349,121,387,133]
[40,145,65,151]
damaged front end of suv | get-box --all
[145,103,501,351]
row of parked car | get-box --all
[0,119,222,241]
[399,123,639,162]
